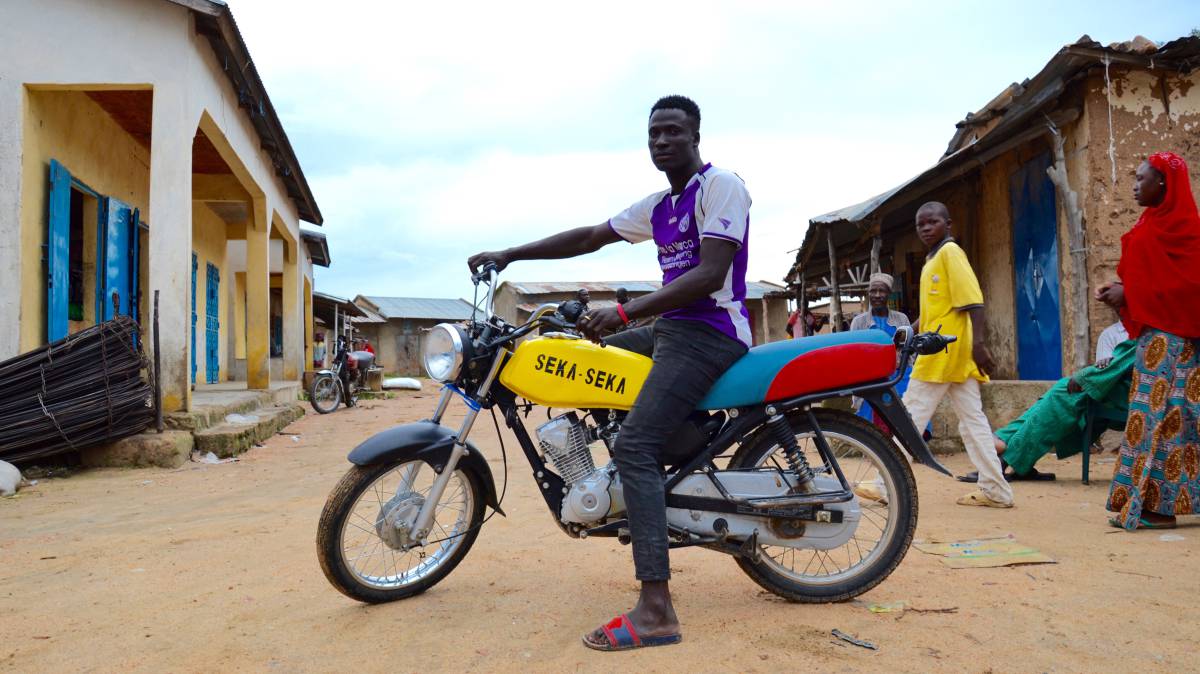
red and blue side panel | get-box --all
[697,330,896,410]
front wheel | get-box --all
[729,408,918,603]
[316,460,485,603]
[309,374,341,414]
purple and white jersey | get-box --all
[608,163,752,347]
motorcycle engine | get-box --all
[536,413,619,525]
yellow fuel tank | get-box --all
[499,336,651,410]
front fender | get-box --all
[315,369,335,376]
[347,421,504,514]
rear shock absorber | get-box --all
[765,407,815,491]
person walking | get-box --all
[901,202,1014,508]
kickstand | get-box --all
[738,530,762,563]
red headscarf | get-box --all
[1117,152,1200,339]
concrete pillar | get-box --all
[246,198,270,389]
[281,236,300,381]
[303,275,313,369]
[0,81,23,359]
[148,84,192,411]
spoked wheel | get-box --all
[309,375,342,414]
[729,408,917,603]
[317,460,485,603]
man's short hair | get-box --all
[651,95,701,132]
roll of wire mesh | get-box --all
[0,316,155,464]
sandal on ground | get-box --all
[582,614,682,652]
[956,466,1056,483]
[956,490,1014,508]
[1108,516,1177,530]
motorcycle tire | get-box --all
[316,462,486,604]
[309,374,341,414]
[729,408,918,603]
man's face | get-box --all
[577,289,590,303]
[915,208,950,248]
[648,109,699,172]
[868,282,890,309]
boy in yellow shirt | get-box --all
[902,202,1014,508]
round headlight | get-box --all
[423,323,466,382]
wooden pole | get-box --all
[870,235,882,275]
[826,227,842,332]
[1046,123,1090,372]
[153,290,163,433]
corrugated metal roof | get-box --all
[505,280,784,300]
[361,296,475,321]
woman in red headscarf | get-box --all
[1098,152,1200,530]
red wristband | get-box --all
[616,304,629,323]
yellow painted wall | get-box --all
[191,203,228,381]
[19,88,151,350]
[233,272,247,360]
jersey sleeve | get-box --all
[944,244,984,308]
[698,171,751,248]
[607,192,658,244]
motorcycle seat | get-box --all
[348,351,375,369]
[696,330,896,410]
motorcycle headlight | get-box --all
[423,323,470,382]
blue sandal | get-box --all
[582,614,682,652]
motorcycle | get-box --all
[310,336,373,414]
[316,265,954,604]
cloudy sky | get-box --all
[231,1,1196,302]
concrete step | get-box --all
[81,431,195,469]
[166,383,302,433]
[192,404,306,458]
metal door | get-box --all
[191,253,198,384]
[46,160,72,342]
[1010,151,1063,380]
[205,263,220,384]
[99,197,135,320]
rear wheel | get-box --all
[729,408,917,603]
[310,374,341,414]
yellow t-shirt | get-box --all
[911,240,988,383]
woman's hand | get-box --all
[1095,281,1125,309]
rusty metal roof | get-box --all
[504,280,785,300]
[358,296,475,321]
[792,33,1200,285]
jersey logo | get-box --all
[679,214,691,232]
[719,217,731,229]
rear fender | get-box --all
[858,389,952,477]
[347,421,504,514]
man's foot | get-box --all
[582,582,681,651]
[581,614,682,651]
[956,490,1013,508]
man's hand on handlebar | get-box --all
[467,250,510,274]
[577,307,625,343]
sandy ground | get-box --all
[2,391,1198,674]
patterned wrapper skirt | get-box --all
[1107,328,1200,529]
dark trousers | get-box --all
[603,319,746,582]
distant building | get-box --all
[787,34,1200,380]
[352,296,475,375]
[0,0,325,411]
[493,280,791,345]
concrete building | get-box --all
[493,280,791,345]
[787,34,1200,381]
[0,0,323,412]
[352,297,475,375]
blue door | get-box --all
[1010,152,1063,380]
[99,197,136,320]
[191,253,198,384]
[46,160,72,342]
[205,262,220,384]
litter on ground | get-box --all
[913,534,1055,568]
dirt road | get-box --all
[2,392,1197,673]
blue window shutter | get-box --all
[99,196,134,320]
[46,160,72,342]
[191,253,198,384]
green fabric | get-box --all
[999,340,1137,475]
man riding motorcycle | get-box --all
[468,94,749,651]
